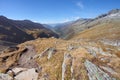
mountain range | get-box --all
[53,9,120,40]
[0,16,59,43]
[0,16,59,51]
[0,9,120,80]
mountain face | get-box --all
[0,16,59,44]
[13,20,59,39]
[53,19,93,39]
[0,16,34,43]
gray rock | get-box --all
[100,39,120,47]
[39,48,50,58]
[18,46,39,69]
[14,68,38,80]
[67,44,80,51]
[33,48,50,59]
[47,48,56,59]
[68,45,74,51]
[86,46,97,57]
[100,66,117,75]
[84,60,116,80]
[0,73,13,80]
[62,53,72,80]
[86,46,111,57]
[33,48,56,60]
[11,67,27,75]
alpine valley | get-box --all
[0,9,120,80]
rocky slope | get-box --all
[72,9,120,40]
[54,9,120,39]
[0,38,120,80]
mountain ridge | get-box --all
[0,15,59,44]
[52,9,120,39]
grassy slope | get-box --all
[72,21,120,40]
[17,38,120,79]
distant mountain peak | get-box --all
[95,9,120,19]
[108,9,120,15]
[0,15,7,20]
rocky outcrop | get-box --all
[33,48,50,59]
[14,68,38,80]
[0,45,41,80]
[18,46,39,69]
[7,67,27,76]
[0,73,13,80]
[62,53,73,80]
[84,60,116,80]
[33,47,56,59]
[47,48,56,59]
[0,47,26,73]
[67,45,74,51]
[100,66,117,75]
[85,46,111,57]
[100,40,120,47]
[67,44,80,51]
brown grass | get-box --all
[72,21,120,40]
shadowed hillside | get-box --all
[0,16,59,44]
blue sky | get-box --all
[0,0,120,23]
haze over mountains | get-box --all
[0,9,120,80]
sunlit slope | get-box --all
[0,38,120,80]
[72,20,120,40]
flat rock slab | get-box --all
[84,60,116,80]
[18,46,39,68]
[11,67,27,75]
[14,68,38,80]
[0,73,13,80]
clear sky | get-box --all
[0,0,120,23]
